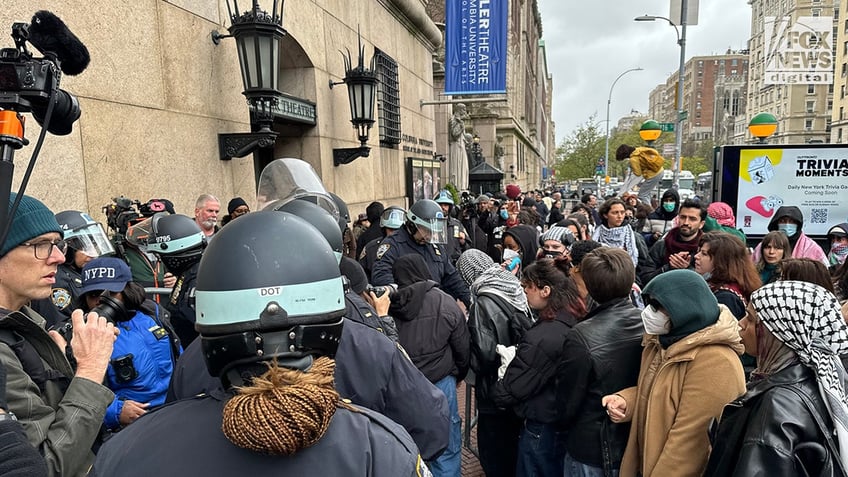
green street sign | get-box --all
[660,122,675,132]
[679,110,689,121]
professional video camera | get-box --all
[103,196,142,238]
[0,11,89,137]
[0,11,90,254]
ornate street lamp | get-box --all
[748,112,778,144]
[471,133,484,167]
[329,34,378,166]
[212,0,286,160]
[639,120,662,145]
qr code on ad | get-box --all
[810,208,828,224]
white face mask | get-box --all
[641,305,671,335]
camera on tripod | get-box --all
[0,19,82,136]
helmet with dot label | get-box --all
[195,211,345,382]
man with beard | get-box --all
[640,198,706,285]
[193,194,220,238]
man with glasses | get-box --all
[0,193,118,476]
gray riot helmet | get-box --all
[55,210,115,263]
[406,199,448,244]
[195,211,345,385]
[380,206,406,230]
[256,158,339,221]
[148,214,205,275]
[328,192,350,235]
[275,199,344,263]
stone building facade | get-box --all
[1,0,442,220]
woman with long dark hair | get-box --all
[755,231,790,285]
[695,231,762,319]
[492,258,586,477]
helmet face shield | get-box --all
[415,217,448,245]
[256,158,339,221]
[380,208,406,229]
[65,223,115,258]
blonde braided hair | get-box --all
[221,356,352,455]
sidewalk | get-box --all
[457,381,485,476]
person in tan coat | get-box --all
[602,269,746,477]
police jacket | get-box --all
[492,310,579,423]
[0,307,114,477]
[51,264,83,319]
[371,227,471,307]
[92,389,428,477]
[167,318,450,460]
[103,309,176,430]
[444,217,470,266]
[166,261,199,346]
[359,236,383,278]
[705,363,845,477]
[390,280,470,383]
[555,298,644,470]
[467,292,532,413]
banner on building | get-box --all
[763,16,833,85]
[445,0,508,95]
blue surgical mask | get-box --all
[662,202,675,212]
[500,210,509,220]
[778,223,798,236]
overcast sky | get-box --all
[537,0,752,144]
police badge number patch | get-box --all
[52,288,72,310]
[376,243,391,260]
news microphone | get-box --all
[28,11,90,76]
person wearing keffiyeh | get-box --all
[592,198,638,266]
[456,249,532,477]
[705,281,848,476]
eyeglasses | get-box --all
[19,239,67,260]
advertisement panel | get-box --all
[445,0,508,95]
[717,145,848,237]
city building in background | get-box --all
[427,0,555,193]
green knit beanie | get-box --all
[0,193,63,257]
[642,269,719,343]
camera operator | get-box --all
[50,210,115,320]
[78,257,177,431]
[0,193,117,477]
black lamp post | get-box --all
[213,0,286,160]
[329,35,378,166]
[471,133,483,168]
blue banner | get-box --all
[445,0,507,95]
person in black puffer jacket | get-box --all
[493,257,587,477]
[390,254,470,477]
[643,188,679,247]
[0,360,48,477]
[457,249,533,477]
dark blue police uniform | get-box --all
[370,227,471,306]
[167,318,450,460]
[92,388,428,477]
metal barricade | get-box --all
[463,372,479,458]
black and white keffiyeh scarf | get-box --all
[457,249,529,314]
[751,280,848,469]
[592,224,638,266]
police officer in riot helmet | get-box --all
[371,199,472,309]
[147,214,205,346]
[50,210,115,320]
[93,211,430,476]
[168,199,451,461]
[359,206,406,278]
[434,190,470,266]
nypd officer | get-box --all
[51,210,115,319]
[167,201,450,460]
[371,199,472,309]
[93,211,430,476]
[434,190,470,266]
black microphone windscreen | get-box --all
[29,11,90,76]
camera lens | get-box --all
[92,294,129,323]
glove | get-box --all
[495,345,516,380]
